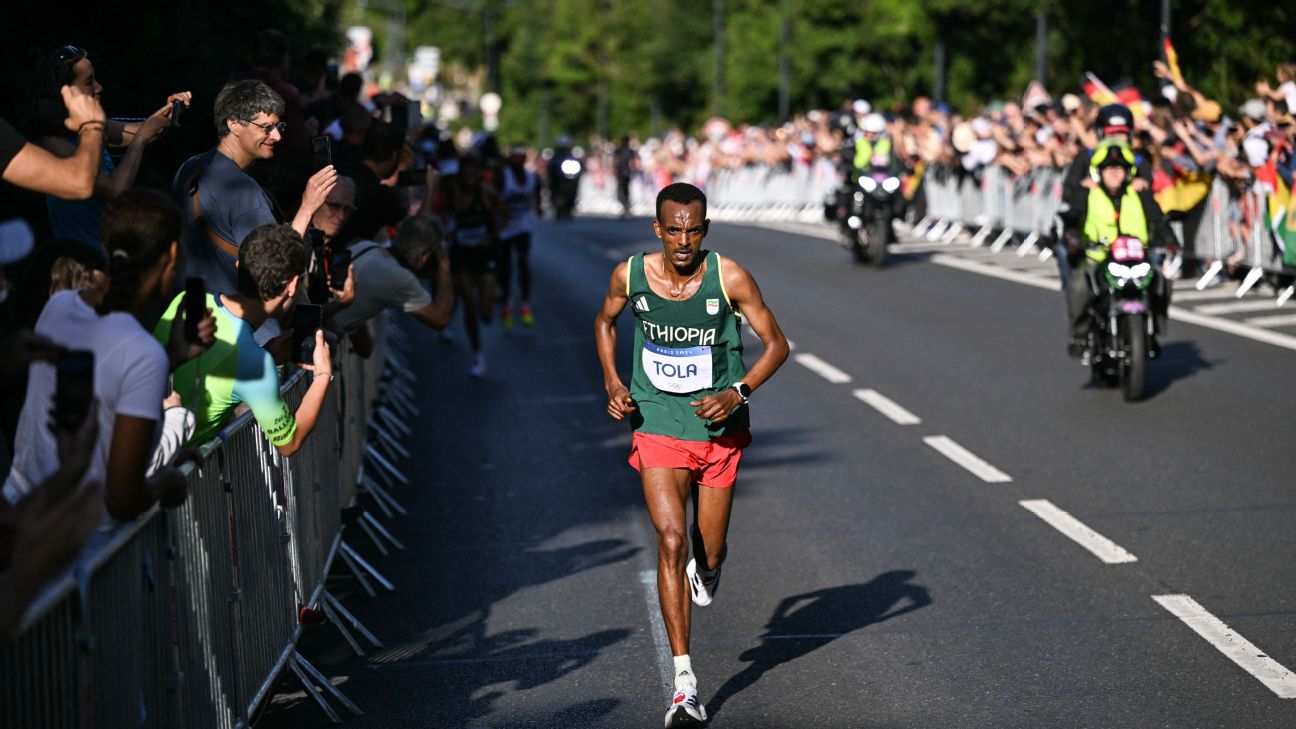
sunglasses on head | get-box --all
[52,45,87,84]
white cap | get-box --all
[861,113,886,133]
[852,99,871,116]
[1243,136,1270,167]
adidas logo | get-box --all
[634,296,650,312]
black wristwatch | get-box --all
[731,382,751,405]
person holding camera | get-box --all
[28,45,191,250]
[332,214,454,357]
[172,80,337,296]
[3,190,211,522]
[153,224,334,455]
[0,85,106,201]
[333,121,433,246]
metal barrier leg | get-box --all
[1016,232,1040,257]
[362,511,406,550]
[338,541,378,597]
[376,407,413,439]
[323,590,384,649]
[372,423,411,460]
[340,540,395,592]
[384,355,416,384]
[926,220,949,242]
[941,222,964,244]
[360,473,408,516]
[366,445,411,487]
[319,597,368,657]
[1038,247,1054,262]
[1196,261,1225,290]
[293,651,364,716]
[1236,267,1265,297]
[1278,285,1295,306]
[287,653,344,724]
[381,388,417,421]
[990,229,1014,252]
[970,226,992,247]
[357,515,391,557]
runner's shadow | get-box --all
[707,570,932,718]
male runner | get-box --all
[594,182,789,727]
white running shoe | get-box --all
[685,558,721,607]
[468,354,486,378]
[664,684,707,727]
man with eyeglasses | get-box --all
[172,79,337,296]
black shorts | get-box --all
[450,245,493,275]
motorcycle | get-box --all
[838,168,902,267]
[549,153,582,221]
[1081,235,1157,401]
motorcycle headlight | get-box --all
[858,176,877,192]
[560,159,582,176]
[1106,262,1132,280]
[1104,261,1155,289]
[881,177,900,193]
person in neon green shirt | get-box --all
[154,224,334,455]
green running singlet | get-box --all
[627,250,748,442]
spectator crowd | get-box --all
[0,30,535,643]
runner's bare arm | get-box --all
[721,256,788,390]
[689,256,789,422]
[594,261,636,420]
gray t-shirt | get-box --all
[172,150,278,294]
[333,241,432,331]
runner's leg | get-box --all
[515,232,532,304]
[457,271,481,353]
[477,269,496,325]
[641,466,694,656]
[691,484,734,573]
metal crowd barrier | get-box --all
[577,158,839,223]
[1187,176,1291,299]
[1,314,395,728]
[917,164,1066,258]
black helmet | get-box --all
[1096,104,1133,136]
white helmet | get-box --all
[852,99,871,116]
[862,113,886,134]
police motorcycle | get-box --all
[548,135,583,221]
[826,112,901,267]
[1079,235,1157,401]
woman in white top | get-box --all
[5,189,212,522]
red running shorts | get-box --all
[628,430,753,489]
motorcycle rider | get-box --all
[853,113,894,173]
[1057,104,1154,289]
[1064,140,1172,361]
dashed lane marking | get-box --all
[1019,499,1138,564]
[793,353,852,384]
[1153,594,1296,699]
[922,435,1012,483]
[852,389,921,425]
[640,570,674,692]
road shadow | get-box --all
[1144,340,1216,399]
[707,570,932,718]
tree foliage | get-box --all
[402,0,1291,144]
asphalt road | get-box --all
[260,214,1296,729]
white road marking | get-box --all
[1168,285,1243,302]
[794,353,852,383]
[640,570,674,691]
[1153,594,1296,699]
[1167,306,1296,352]
[1194,299,1287,315]
[922,436,1012,483]
[1244,313,1296,328]
[852,389,921,425]
[1019,499,1137,564]
[928,253,1057,291]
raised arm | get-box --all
[594,261,635,420]
[720,256,789,394]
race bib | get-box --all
[642,340,713,394]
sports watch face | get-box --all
[734,382,752,400]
